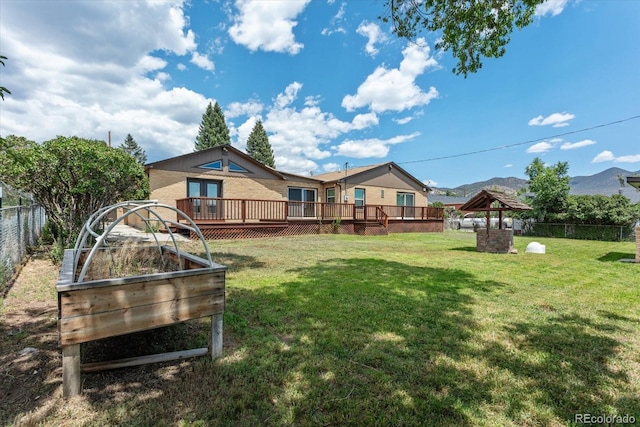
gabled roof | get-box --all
[314,162,431,191]
[460,189,531,212]
[145,144,286,180]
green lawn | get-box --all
[5,232,640,426]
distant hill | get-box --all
[449,177,528,197]
[434,167,640,203]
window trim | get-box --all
[354,188,365,207]
[228,161,249,173]
[197,160,223,170]
[326,188,336,203]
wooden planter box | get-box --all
[57,245,226,397]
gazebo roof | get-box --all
[627,176,640,189]
[460,189,531,212]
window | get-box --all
[397,192,415,218]
[228,161,248,173]
[396,192,414,206]
[288,187,316,217]
[187,178,222,218]
[326,188,335,203]
[198,160,222,170]
[354,188,365,207]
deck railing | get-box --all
[176,197,444,224]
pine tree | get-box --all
[194,101,230,151]
[246,120,275,168]
[118,133,147,164]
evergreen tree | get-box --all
[194,101,230,151]
[246,120,275,168]
[118,133,147,164]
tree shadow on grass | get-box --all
[449,246,478,252]
[478,313,639,424]
[5,256,638,426]
[207,251,265,273]
[597,252,636,262]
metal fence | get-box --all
[0,204,47,293]
[521,222,636,242]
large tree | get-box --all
[0,135,149,252]
[194,101,230,151]
[564,194,640,226]
[380,0,544,77]
[523,157,570,222]
[246,120,275,168]
[118,133,147,164]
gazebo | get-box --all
[459,189,531,253]
[626,176,640,262]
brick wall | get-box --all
[476,228,514,253]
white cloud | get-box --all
[528,112,575,127]
[356,21,388,57]
[560,139,596,150]
[225,100,264,119]
[527,141,554,153]
[342,38,439,113]
[322,162,341,172]
[616,154,640,163]
[321,2,347,36]
[190,52,215,71]
[351,112,379,129]
[335,132,420,158]
[394,116,413,125]
[535,0,570,17]
[592,150,615,163]
[504,164,513,168]
[591,151,640,164]
[0,1,207,160]
[423,179,437,187]
[228,0,310,54]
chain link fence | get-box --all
[0,204,47,294]
[521,222,636,242]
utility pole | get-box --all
[343,162,349,202]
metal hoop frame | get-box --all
[73,200,212,283]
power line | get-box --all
[397,114,640,165]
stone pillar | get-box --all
[476,228,514,253]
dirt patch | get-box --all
[0,249,227,426]
[0,251,62,425]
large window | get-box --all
[397,192,415,218]
[354,188,365,207]
[187,178,222,218]
[288,187,316,217]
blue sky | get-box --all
[1,0,638,188]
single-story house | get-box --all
[136,145,443,239]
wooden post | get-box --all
[211,313,223,359]
[62,344,81,397]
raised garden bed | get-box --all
[56,201,226,397]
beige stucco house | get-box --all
[138,145,442,238]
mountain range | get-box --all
[434,167,640,203]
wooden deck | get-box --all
[175,198,444,239]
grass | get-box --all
[1,232,639,426]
